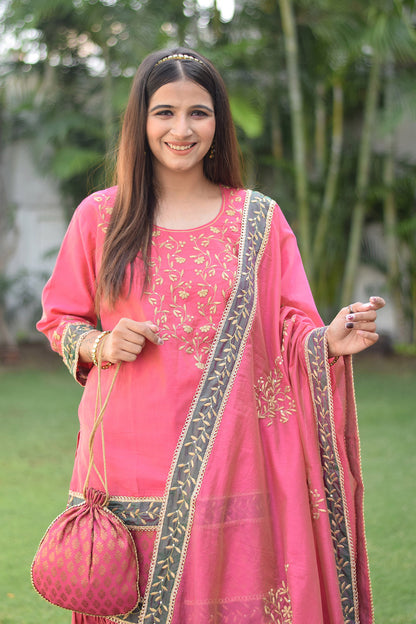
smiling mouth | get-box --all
[166,142,196,152]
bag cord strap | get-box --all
[82,337,120,504]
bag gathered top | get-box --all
[31,346,140,617]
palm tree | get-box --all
[341,1,416,305]
[277,0,311,273]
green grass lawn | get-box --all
[353,354,416,624]
[0,347,415,623]
[0,355,82,624]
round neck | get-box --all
[155,186,226,233]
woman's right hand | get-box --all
[80,319,163,365]
[102,318,163,364]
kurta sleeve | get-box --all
[37,192,107,385]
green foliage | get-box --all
[51,146,103,180]
[229,94,264,139]
[394,342,416,356]
[0,0,416,330]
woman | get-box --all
[37,47,385,624]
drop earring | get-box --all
[209,141,216,159]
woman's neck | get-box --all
[154,169,222,230]
[154,165,209,198]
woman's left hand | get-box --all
[326,296,386,357]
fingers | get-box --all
[137,321,164,346]
[345,311,377,327]
[102,319,163,363]
[344,296,385,330]
[327,296,385,357]
[346,320,377,333]
[355,329,380,347]
[368,295,386,310]
[347,296,385,314]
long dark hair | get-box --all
[96,47,243,309]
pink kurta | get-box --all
[37,187,373,623]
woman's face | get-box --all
[146,79,216,177]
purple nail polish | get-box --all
[345,322,354,329]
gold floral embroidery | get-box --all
[51,329,62,352]
[255,356,296,426]
[90,188,243,370]
[264,578,293,624]
[61,321,94,383]
[144,198,241,369]
[309,487,327,520]
[94,189,115,232]
[68,491,163,528]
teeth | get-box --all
[167,143,194,151]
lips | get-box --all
[166,142,196,152]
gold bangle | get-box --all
[329,355,340,367]
[91,331,112,368]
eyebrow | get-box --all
[149,104,214,113]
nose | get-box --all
[171,114,192,138]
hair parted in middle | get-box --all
[97,47,243,309]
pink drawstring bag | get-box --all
[31,354,140,617]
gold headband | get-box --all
[155,53,205,67]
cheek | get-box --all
[146,119,161,144]
[205,119,216,141]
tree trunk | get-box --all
[0,90,18,357]
[271,97,284,161]
[312,79,344,282]
[278,0,311,274]
[314,81,326,181]
[341,54,381,305]
[102,45,114,154]
[383,62,409,342]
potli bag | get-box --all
[31,345,140,617]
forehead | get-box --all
[149,79,213,106]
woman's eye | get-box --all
[192,110,208,117]
[156,110,173,116]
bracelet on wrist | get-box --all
[91,330,113,369]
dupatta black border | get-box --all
[305,328,367,624]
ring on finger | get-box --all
[348,304,354,314]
